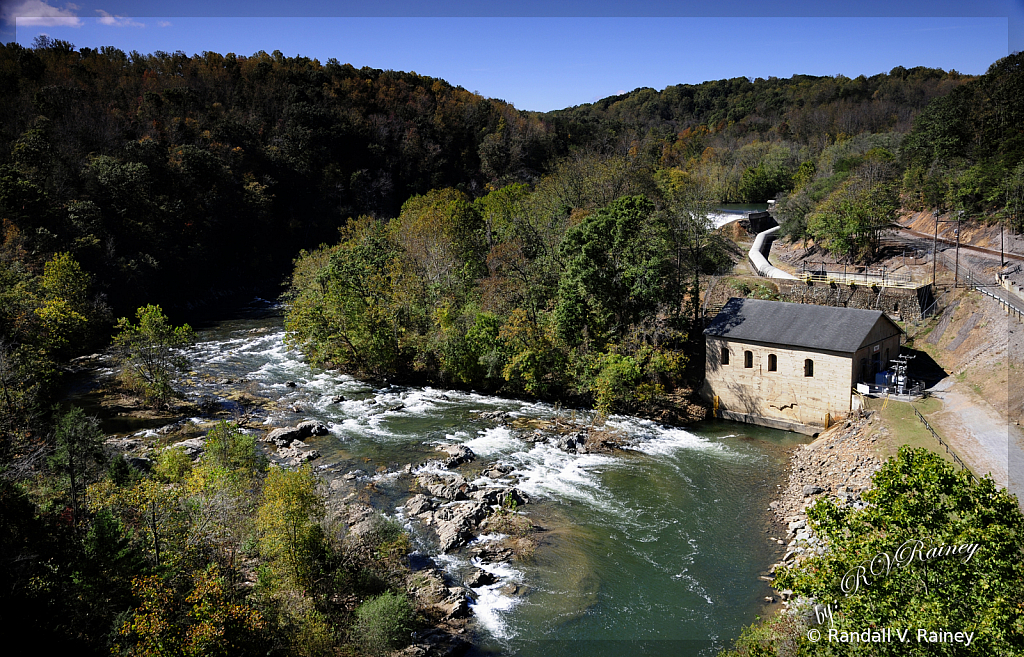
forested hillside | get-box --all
[545,65,964,156]
[0,40,551,316]
[901,53,1024,214]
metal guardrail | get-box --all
[975,286,1024,322]
[936,253,1024,322]
[797,266,916,288]
[911,405,977,483]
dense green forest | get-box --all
[2,38,1023,654]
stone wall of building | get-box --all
[703,336,855,428]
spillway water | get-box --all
[174,299,808,656]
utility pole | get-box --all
[955,210,963,288]
[933,209,962,291]
[1001,212,1005,268]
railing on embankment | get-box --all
[936,253,1024,323]
[910,404,977,483]
[796,265,916,289]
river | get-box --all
[140,299,808,656]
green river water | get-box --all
[113,300,809,656]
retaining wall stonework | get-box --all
[774,281,932,322]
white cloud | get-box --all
[3,0,82,27]
[158,20,172,28]
[96,9,144,28]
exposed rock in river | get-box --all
[465,568,498,588]
[263,420,329,446]
[435,443,475,468]
[171,437,206,459]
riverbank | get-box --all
[763,412,883,605]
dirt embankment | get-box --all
[900,211,1024,259]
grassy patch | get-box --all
[864,396,954,464]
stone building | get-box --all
[702,298,903,434]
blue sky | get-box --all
[2,1,1021,112]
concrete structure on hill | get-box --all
[703,298,903,434]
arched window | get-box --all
[804,359,814,377]
[744,351,753,368]
[721,347,730,365]
[767,354,777,371]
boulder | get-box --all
[430,501,488,552]
[556,432,588,454]
[437,590,471,620]
[106,437,143,451]
[419,474,474,501]
[482,463,514,479]
[522,430,547,443]
[435,520,473,552]
[277,446,321,464]
[296,420,330,436]
[406,570,449,605]
[802,485,824,496]
[367,402,405,416]
[465,568,498,588]
[469,487,530,506]
[156,421,186,435]
[329,395,346,404]
[126,456,153,471]
[265,426,303,445]
[471,545,515,563]
[265,421,329,446]
[436,443,475,468]
[170,438,206,459]
[434,501,488,526]
[404,494,434,516]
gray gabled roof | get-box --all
[703,298,900,353]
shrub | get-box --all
[293,609,335,657]
[358,514,411,573]
[112,304,195,406]
[204,422,266,474]
[352,590,415,656]
[153,446,192,483]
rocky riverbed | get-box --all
[101,396,658,656]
